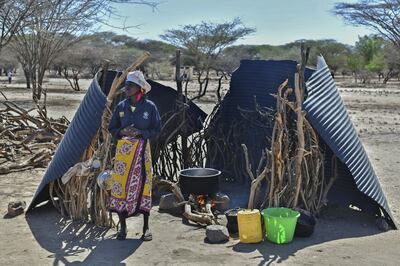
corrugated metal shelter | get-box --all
[209,58,395,228]
[303,56,396,228]
[208,60,314,179]
[28,72,107,210]
[28,70,206,210]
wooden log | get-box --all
[154,178,185,202]
[183,203,213,225]
[0,150,51,174]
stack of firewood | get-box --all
[244,46,336,215]
[0,100,69,174]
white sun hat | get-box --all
[125,70,151,93]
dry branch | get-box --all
[0,100,69,175]
[293,72,305,207]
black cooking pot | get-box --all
[179,168,221,195]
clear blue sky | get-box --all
[101,0,374,46]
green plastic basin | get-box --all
[261,207,300,244]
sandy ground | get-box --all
[0,75,400,265]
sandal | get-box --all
[4,201,26,218]
[141,229,152,241]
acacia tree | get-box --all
[334,0,400,47]
[347,35,384,83]
[380,41,400,82]
[53,42,95,91]
[52,34,116,90]
[161,18,255,72]
[160,18,255,99]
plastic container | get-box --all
[237,209,263,243]
[225,208,242,234]
[261,208,300,244]
[294,208,316,237]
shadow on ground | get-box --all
[230,206,383,265]
[26,203,141,265]
[25,189,386,265]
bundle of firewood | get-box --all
[0,100,69,174]
[244,47,336,215]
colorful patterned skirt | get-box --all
[108,137,153,216]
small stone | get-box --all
[216,214,228,227]
[376,217,389,231]
[159,193,181,214]
[206,225,229,243]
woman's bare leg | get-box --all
[143,213,149,233]
[141,213,152,241]
[117,212,127,240]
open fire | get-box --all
[194,194,217,209]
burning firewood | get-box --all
[154,177,220,225]
[183,203,214,225]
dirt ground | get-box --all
[0,75,399,265]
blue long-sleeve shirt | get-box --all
[108,97,162,140]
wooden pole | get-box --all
[175,50,182,96]
[108,52,150,101]
[293,44,310,208]
[175,50,189,169]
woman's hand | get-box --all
[120,126,142,138]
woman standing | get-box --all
[108,71,161,241]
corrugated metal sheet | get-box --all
[303,56,396,228]
[28,71,207,210]
[209,60,314,178]
[28,72,107,210]
[146,80,207,134]
[99,70,207,134]
[219,60,314,125]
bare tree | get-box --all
[334,0,400,47]
[0,0,36,52]
[10,0,159,101]
[54,42,91,91]
[10,1,104,100]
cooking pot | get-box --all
[179,168,221,195]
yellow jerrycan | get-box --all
[237,209,263,243]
